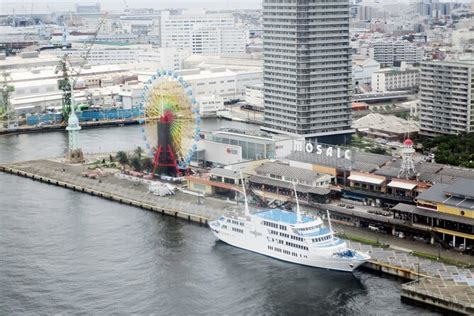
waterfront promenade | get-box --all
[1,158,473,314]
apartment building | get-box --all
[372,68,420,92]
[370,41,424,66]
[419,60,474,136]
[262,0,353,144]
[160,10,247,55]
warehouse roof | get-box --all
[352,113,420,134]
[348,173,385,185]
[287,150,390,173]
[249,175,331,196]
[392,203,474,226]
[416,179,474,210]
[255,161,327,184]
[210,167,241,179]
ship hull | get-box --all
[210,222,367,273]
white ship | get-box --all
[209,175,370,272]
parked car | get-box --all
[368,224,380,232]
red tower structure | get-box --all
[152,110,181,177]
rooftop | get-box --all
[352,113,420,134]
[210,167,241,179]
[254,209,314,225]
[416,179,474,210]
[393,203,474,226]
[256,161,327,184]
[205,128,297,143]
[249,175,331,196]
[287,150,390,173]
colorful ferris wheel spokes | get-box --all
[140,70,200,174]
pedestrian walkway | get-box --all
[334,223,474,266]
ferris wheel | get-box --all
[139,70,201,176]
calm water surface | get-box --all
[0,121,437,314]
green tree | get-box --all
[419,133,474,167]
[130,156,142,171]
[134,146,144,160]
[142,157,153,172]
[368,146,388,155]
[116,151,129,166]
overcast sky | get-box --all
[1,0,261,14]
[1,0,466,15]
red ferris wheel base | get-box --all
[152,144,182,177]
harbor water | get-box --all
[0,120,437,314]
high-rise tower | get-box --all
[262,0,353,144]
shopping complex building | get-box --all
[186,134,474,251]
[393,179,474,249]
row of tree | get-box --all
[419,133,474,168]
[115,147,154,172]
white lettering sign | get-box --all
[293,140,352,160]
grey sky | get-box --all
[1,0,262,14]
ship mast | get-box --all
[327,210,334,241]
[240,172,250,217]
[292,182,302,223]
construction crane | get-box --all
[56,14,108,123]
[61,22,69,48]
[1,72,17,131]
[123,0,129,12]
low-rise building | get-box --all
[196,95,224,117]
[352,113,420,141]
[244,84,263,110]
[393,179,474,249]
[43,45,190,70]
[352,58,380,86]
[185,168,243,198]
[174,66,262,102]
[249,161,332,204]
[371,68,420,92]
[118,81,143,109]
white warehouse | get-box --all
[174,66,262,102]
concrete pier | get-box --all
[402,278,474,315]
[0,119,139,136]
[1,159,473,314]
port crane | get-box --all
[56,14,107,122]
[1,72,17,131]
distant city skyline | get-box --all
[2,0,469,15]
[1,0,262,14]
